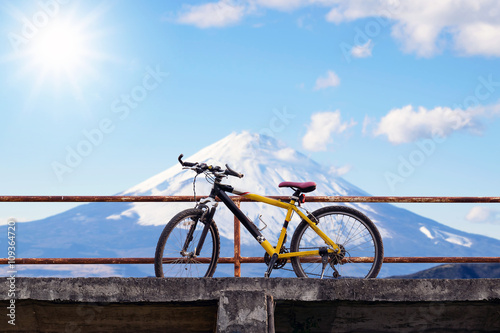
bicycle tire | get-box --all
[290,206,383,279]
[154,208,220,277]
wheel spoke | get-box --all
[291,206,383,279]
[155,209,220,278]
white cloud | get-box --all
[0,217,15,225]
[256,0,341,11]
[177,1,246,28]
[297,14,314,30]
[362,115,375,136]
[274,147,298,161]
[314,70,340,90]
[351,39,373,58]
[256,0,310,11]
[325,7,343,24]
[329,164,352,176]
[0,264,118,277]
[453,23,500,57]
[0,217,28,225]
[302,110,356,151]
[174,0,332,28]
[373,105,481,144]
[325,0,500,57]
[173,1,500,58]
[466,206,500,224]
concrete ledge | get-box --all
[1,278,499,332]
[3,277,499,303]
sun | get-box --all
[4,4,111,103]
[31,20,88,72]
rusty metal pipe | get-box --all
[1,195,500,203]
[2,257,499,265]
[233,201,242,277]
[2,194,500,277]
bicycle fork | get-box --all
[182,204,217,257]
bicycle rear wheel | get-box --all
[290,206,383,279]
[154,208,220,277]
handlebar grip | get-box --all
[225,164,244,178]
[178,154,197,167]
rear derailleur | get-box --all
[320,244,346,279]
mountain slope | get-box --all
[2,132,499,278]
[390,263,500,279]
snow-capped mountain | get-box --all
[2,132,500,278]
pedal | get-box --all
[319,247,329,279]
[265,253,278,278]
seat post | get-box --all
[290,189,301,203]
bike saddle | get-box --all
[278,181,317,193]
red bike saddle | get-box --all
[278,181,317,193]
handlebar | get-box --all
[177,154,244,179]
[225,164,244,178]
[178,154,196,167]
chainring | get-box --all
[264,249,289,269]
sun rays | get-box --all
[4,2,113,105]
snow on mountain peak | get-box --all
[190,131,314,169]
[115,131,368,241]
[123,131,350,197]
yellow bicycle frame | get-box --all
[240,192,340,259]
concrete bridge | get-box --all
[1,277,499,332]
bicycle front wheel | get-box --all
[290,206,383,279]
[154,208,220,277]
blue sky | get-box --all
[1,0,500,239]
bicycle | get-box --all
[154,154,384,279]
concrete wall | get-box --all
[1,278,499,332]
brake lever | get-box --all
[213,171,228,178]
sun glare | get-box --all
[32,21,87,71]
[5,3,111,103]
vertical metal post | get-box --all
[234,199,241,277]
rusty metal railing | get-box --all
[1,195,500,277]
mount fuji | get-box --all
[2,132,500,278]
